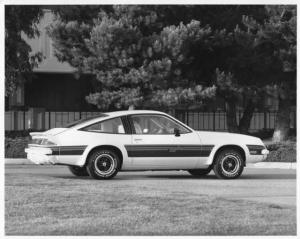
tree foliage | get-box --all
[246,5,296,141]
[211,5,296,134]
[49,6,220,110]
[5,6,43,96]
[48,5,296,138]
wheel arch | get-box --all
[84,145,123,168]
[212,144,246,166]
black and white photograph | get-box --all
[2,2,298,236]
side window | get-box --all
[81,117,125,134]
[131,115,190,135]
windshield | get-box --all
[65,114,108,128]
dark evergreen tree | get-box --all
[215,5,296,139]
[49,5,218,110]
[248,5,296,142]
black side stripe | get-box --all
[125,145,214,157]
[47,145,87,156]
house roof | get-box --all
[33,57,76,73]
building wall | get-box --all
[11,9,95,112]
[21,9,54,60]
[25,73,97,111]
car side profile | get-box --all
[25,110,269,179]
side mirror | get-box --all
[174,128,180,137]
[143,128,149,134]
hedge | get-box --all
[264,139,296,162]
[5,137,30,158]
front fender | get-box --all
[205,144,249,166]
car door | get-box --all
[125,114,202,170]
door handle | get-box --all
[134,138,143,141]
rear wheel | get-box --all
[213,149,244,179]
[68,166,89,176]
[86,149,121,180]
[188,168,211,176]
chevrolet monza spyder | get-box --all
[25,110,269,179]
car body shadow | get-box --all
[53,172,296,181]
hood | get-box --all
[196,131,264,145]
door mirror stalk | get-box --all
[174,128,180,137]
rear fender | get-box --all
[76,144,127,167]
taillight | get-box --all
[29,138,44,145]
[29,138,56,145]
[42,139,57,145]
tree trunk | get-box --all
[272,97,291,142]
[128,105,135,110]
[226,101,239,133]
[238,100,255,134]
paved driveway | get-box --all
[6,165,296,207]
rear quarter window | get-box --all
[81,117,125,134]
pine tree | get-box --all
[242,5,296,141]
[49,5,217,110]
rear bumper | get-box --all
[25,147,58,165]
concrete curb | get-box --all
[247,162,296,170]
[5,158,34,165]
[4,158,297,169]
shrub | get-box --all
[5,130,43,138]
[5,136,29,158]
[264,140,296,162]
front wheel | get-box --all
[86,149,121,180]
[68,165,89,176]
[188,168,211,176]
[213,149,244,179]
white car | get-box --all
[25,110,269,179]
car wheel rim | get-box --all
[94,154,116,177]
[220,154,240,176]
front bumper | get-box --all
[25,147,58,165]
[247,147,269,163]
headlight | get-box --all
[261,149,269,155]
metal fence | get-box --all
[5,109,296,132]
[5,111,104,131]
[174,109,296,132]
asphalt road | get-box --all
[5,165,296,207]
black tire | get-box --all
[68,165,89,176]
[86,149,121,180]
[188,168,211,176]
[213,149,244,179]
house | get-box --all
[6,9,98,130]
[7,9,97,112]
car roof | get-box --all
[105,110,167,117]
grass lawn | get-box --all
[5,166,296,236]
